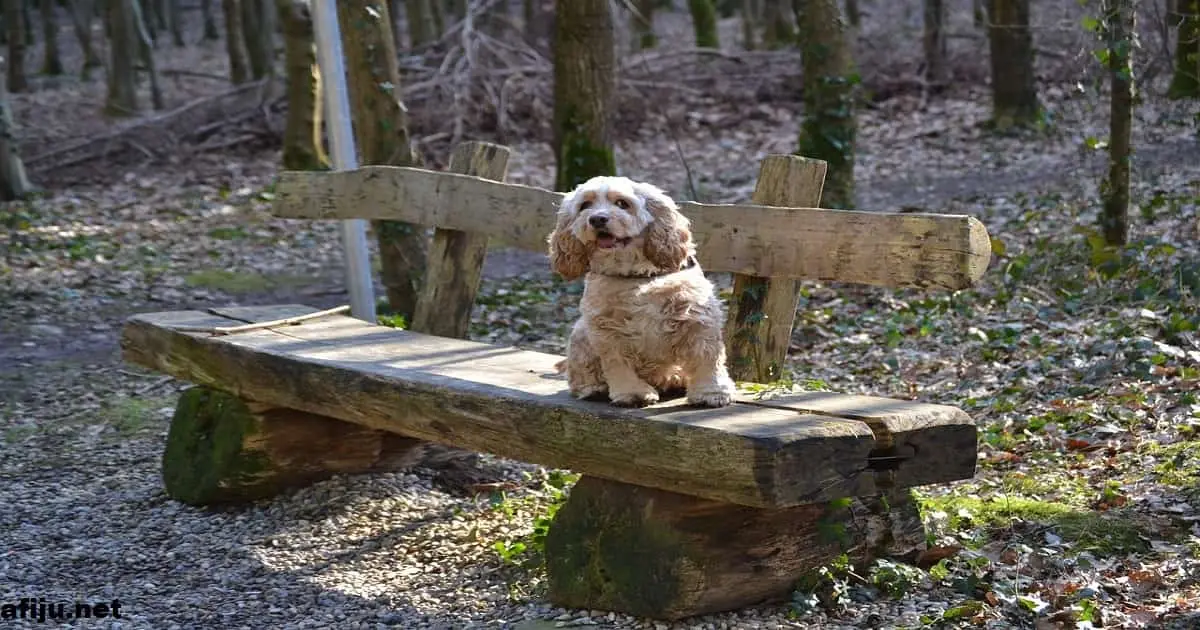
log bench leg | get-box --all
[162,386,476,506]
[545,475,862,620]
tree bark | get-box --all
[200,0,219,40]
[1101,0,1134,246]
[741,0,760,49]
[845,0,859,28]
[553,0,616,190]
[40,0,63,75]
[794,0,856,208]
[131,0,166,110]
[405,0,435,48]
[762,0,793,48]
[0,64,31,201]
[241,0,274,79]
[104,0,140,115]
[923,0,945,83]
[68,0,103,78]
[688,0,719,47]
[277,0,320,170]
[164,0,183,46]
[632,0,656,49]
[4,0,27,92]
[222,0,249,83]
[986,0,1039,129]
[1168,0,1199,98]
[338,0,427,322]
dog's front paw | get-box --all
[609,387,660,408]
[570,383,609,400]
[687,378,737,408]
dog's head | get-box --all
[547,176,694,280]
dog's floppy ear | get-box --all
[636,182,693,271]
[548,190,590,281]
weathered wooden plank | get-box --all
[726,155,826,383]
[743,390,978,493]
[410,142,511,338]
[271,165,992,290]
[121,306,895,509]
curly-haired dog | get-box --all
[547,176,738,408]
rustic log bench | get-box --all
[120,141,992,621]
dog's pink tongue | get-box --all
[596,234,617,249]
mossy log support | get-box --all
[163,385,472,505]
[724,155,826,383]
[545,476,925,620]
[553,0,616,191]
[986,0,1039,129]
[410,141,511,339]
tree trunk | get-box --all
[4,0,27,92]
[338,0,427,322]
[553,0,616,190]
[986,0,1039,129]
[1101,0,1134,246]
[68,0,102,78]
[1168,0,1199,98]
[132,0,166,109]
[164,0,183,46]
[0,65,31,201]
[845,0,858,28]
[974,0,985,28]
[277,0,319,170]
[632,0,656,49]
[40,0,63,74]
[794,0,856,208]
[688,0,719,47]
[762,0,793,48]
[241,0,274,79]
[923,0,945,83]
[404,0,435,48]
[222,0,248,83]
[741,0,760,49]
[104,0,139,115]
[200,0,219,40]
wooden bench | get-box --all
[120,141,991,621]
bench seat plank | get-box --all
[121,305,975,508]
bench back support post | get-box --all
[724,155,827,383]
[410,142,512,338]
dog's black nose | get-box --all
[588,215,609,229]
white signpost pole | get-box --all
[311,0,377,323]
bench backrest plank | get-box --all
[272,165,991,291]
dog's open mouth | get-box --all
[595,230,633,249]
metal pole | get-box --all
[311,0,377,323]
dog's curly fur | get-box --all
[547,176,737,408]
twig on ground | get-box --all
[171,305,352,336]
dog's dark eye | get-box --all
[615,199,630,210]
[579,200,593,211]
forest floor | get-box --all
[3,4,1200,630]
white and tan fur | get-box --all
[548,176,737,408]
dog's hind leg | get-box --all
[565,321,608,400]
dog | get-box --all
[547,176,737,408]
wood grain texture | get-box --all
[162,385,471,505]
[120,305,911,509]
[410,142,511,338]
[271,165,992,290]
[725,155,826,382]
[743,390,978,494]
[546,475,865,619]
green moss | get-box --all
[162,387,274,506]
[919,494,1150,555]
[687,0,719,48]
[545,481,683,617]
[100,395,172,436]
[184,269,307,294]
[1144,441,1200,488]
[555,108,616,191]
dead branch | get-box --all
[171,305,352,335]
